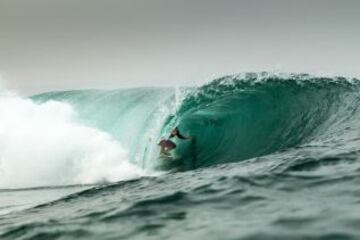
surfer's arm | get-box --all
[176,132,191,140]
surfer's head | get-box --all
[171,127,179,135]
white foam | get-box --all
[0,91,144,189]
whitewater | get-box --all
[2,72,360,239]
[0,91,144,189]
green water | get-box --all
[2,73,360,239]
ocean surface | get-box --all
[1,72,360,239]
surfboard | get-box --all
[156,148,183,170]
[159,150,177,160]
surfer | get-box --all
[158,127,191,154]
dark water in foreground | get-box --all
[2,155,360,240]
[2,73,360,239]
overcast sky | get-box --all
[1,0,360,94]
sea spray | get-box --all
[0,91,144,188]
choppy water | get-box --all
[1,72,360,239]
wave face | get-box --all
[33,73,360,171]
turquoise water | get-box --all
[2,73,360,239]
